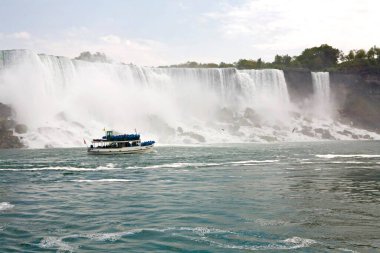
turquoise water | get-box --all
[0,141,379,252]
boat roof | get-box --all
[92,139,140,143]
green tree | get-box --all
[354,49,366,60]
[257,58,263,69]
[235,59,257,69]
[296,44,340,71]
[219,62,235,68]
[272,54,292,68]
[203,63,219,68]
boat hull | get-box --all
[87,144,154,155]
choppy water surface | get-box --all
[0,141,379,252]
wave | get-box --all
[0,202,14,211]
[282,237,316,249]
[137,160,279,170]
[229,159,279,164]
[337,247,360,253]
[316,154,380,159]
[72,179,139,183]
[82,230,142,241]
[143,162,224,169]
[39,236,75,253]
[0,165,119,172]
[199,236,316,251]
[254,218,288,226]
[39,227,316,252]
[0,160,279,173]
[178,226,236,236]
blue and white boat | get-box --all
[87,130,155,154]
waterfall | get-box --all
[312,72,331,118]
[1,50,378,147]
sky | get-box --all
[0,0,378,66]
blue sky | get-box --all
[0,0,377,65]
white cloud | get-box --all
[206,0,378,56]
[1,1,377,65]
[0,29,169,66]
[101,35,121,44]
[9,31,31,40]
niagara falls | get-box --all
[1,49,378,148]
[1,0,380,252]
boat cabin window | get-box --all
[106,131,113,140]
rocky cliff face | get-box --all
[330,73,380,133]
[0,103,25,149]
[283,69,314,105]
[284,70,380,133]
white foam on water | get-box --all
[38,227,316,252]
[330,161,371,164]
[173,226,316,251]
[254,218,288,226]
[0,202,14,211]
[138,160,279,170]
[143,162,221,169]
[39,236,75,252]
[197,236,316,251]
[144,163,194,169]
[179,226,235,236]
[72,179,139,183]
[316,154,380,159]
[83,230,141,241]
[230,159,279,164]
[282,236,316,249]
[337,247,360,253]
[0,165,120,172]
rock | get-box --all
[303,117,313,123]
[259,135,277,142]
[232,131,245,137]
[362,134,372,140]
[238,117,252,126]
[15,124,28,134]
[147,115,176,137]
[55,112,68,121]
[321,129,334,140]
[71,121,84,129]
[244,107,260,123]
[0,119,16,130]
[228,124,240,133]
[181,132,206,143]
[217,107,234,122]
[0,103,12,118]
[290,111,302,119]
[351,134,359,139]
[0,103,24,149]
[0,130,23,149]
[338,130,353,136]
[301,126,315,137]
[177,127,184,134]
[343,130,353,136]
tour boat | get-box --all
[87,130,155,155]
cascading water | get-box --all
[312,72,331,118]
[0,50,378,148]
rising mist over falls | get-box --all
[0,50,378,148]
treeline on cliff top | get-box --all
[160,44,380,74]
